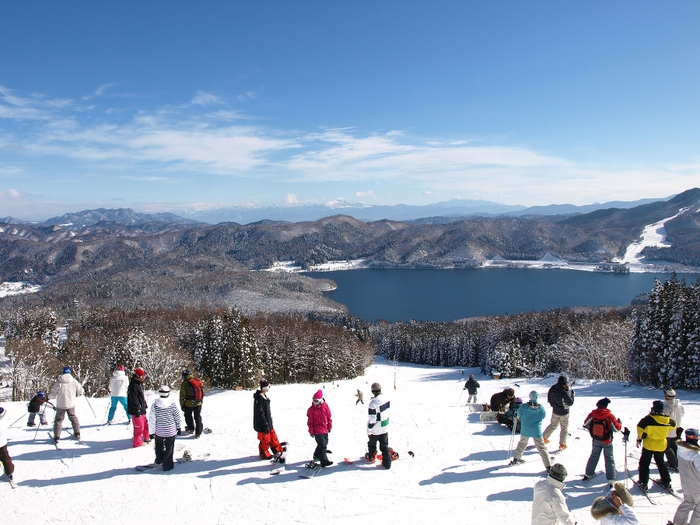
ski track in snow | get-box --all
[618,207,690,265]
[2,357,697,524]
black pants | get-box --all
[368,433,392,469]
[155,435,176,471]
[665,437,679,469]
[639,447,671,485]
[184,405,203,436]
[313,433,330,465]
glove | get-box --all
[149,434,155,440]
[677,427,684,440]
[177,428,181,436]
[636,439,641,448]
[617,418,622,424]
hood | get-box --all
[591,407,613,418]
[112,370,125,379]
[57,373,72,384]
[590,496,617,519]
[651,414,672,425]
[546,477,565,490]
[154,397,175,409]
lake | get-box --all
[307,268,700,322]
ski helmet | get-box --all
[182,369,192,378]
[37,390,46,397]
[62,366,71,375]
[158,385,171,397]
[685,428,699,444]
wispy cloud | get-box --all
[191,91,225,106]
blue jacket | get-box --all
[517,401,546,438]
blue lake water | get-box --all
[307,268,700,323]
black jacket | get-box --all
[253,390,273,433]
[27,394,46,413]
[464,378,480,394]
[547,383,575,416]
[127,376,148,416]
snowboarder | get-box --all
[0,406,15,486]
[531,463,575,525]
[490,387,515,413]
[148,385,182,471]
[497,397,523,433]
[590,482,638,524]
[583,397,622,485]
[307,389,333,467]
[636,400,676,492]
[254,378,283,460]
[355,389,364,405]
[107,365,130,424]
[127,368,150,448]
[542,375,575,450]
[670,428,700,525]
[180,369,204,437]
[464,374,481,404]
[663,387,684,472]
[509,391,550,471]
[366,382,392,469]
[49,366,84,443]
[27,390,49,426]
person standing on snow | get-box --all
[663,388,684,472]
[49,366,84,443]
[148,386,182,471]
[180,369,204,438]
[254,378,283,460]
[355,389,364,405]
[531,463,576,525]
[542,375,575,451]
[127,368,150,448]
[307,389,333,467]
[670,428,700,525]
[0,406,15,486]
[366,382,392,469]
[590,482,638,525]
[636,400,676,492]
[107,365,130,425]
[509,391,551,471]
[464,374,481,404]
[27,390,50,427]
[583,397,622,485]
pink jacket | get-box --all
[307,401,332,435]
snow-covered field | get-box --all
[2,358,697,525]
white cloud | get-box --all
[285,193,299,204]
[191,91,225,106]
[356,190,374,198]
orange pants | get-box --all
[257,428,282,459]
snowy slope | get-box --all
[2,358,697,525]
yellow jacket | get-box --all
[637,413,676,452]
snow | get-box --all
[0,282,42,298]
[2,358,697,524]
[616,208,689,266]
[262,259,368,273]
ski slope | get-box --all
[2,358,697,525]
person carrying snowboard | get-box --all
[107,365,130,425]
[509,390,551,471]
[583,397,622,485]
[307,389,333,467]
[254,378,283,460]
[366,382,393,469]
[542,375,575,451]
[180,369,204,438]
[464,374,481,404]
[49,366,84,443]
[127,368,150,448]
[670,428,700,525]
[148,385,182,471]
[27,390,49,427]
[636,400,676,492]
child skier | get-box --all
[27,390,49,427]
[307,389,333,467]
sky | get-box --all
[1,2,700,220]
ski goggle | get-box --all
[313,398,322,405]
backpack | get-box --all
[187,378,204,402]
[587,417,611,441]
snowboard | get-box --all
[135,451,210,471]
[299,461,321,479]
[467,403,484,412]
[480,411,498,422]
[270,443,289,475]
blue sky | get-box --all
[1,2,699,220]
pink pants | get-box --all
[131,414,150,448]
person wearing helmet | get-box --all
[671,428,700,525]
[27,390,50,427]
[49,366,85,443]
[366,382,392,469]
[636,400,676,491]
[0,405,15,485]
[148,386,182,471]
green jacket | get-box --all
[180,374,204,409]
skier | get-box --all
[148,386,182,471]
[27,390,49,427]
[464,374,481,404]
[0,406,15,486]
[253,378,283,460]
[509,391,551,471]
[636,400,676,492]
[355,389,364,405]
[590,482,638,524]
[107,365,130,425]
[497,397,523,433]
[583,397,622,485]
[531,463,575,525]
[49,366,84,443]
[542,375,575,450]
[307,389,333,467]
[490,387,516,413]
[663,387,684,472]
[669,428,700,525]
[180,369,204,437]
[366,382,392,469]
[127,368,150,448]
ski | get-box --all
[575,470,605,486]
[64,429,88,445]
[299,461,321,479]
[47,432,60,449]
[650,479,683,501]
[631,479,658,505]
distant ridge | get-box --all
[43,208,201,228]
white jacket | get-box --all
[599,504,639,525]
[367,393,390,436]
[148,397,182,438]
[664,398,684,438]
[109,370,129,397]
[0,409,8,447]
[531,477,575,525]
[678,441,700,497]
[49,373,85,410]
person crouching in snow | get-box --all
[510,391,551,471]
[532,463,575,525]
[590,482,638,525]
[148,386,182,471]
[307,389,333,467]
[253,378,283,459]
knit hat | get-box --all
[37,390,45,397]
[117,365,125,371]
[313,389,323,400]
[651,400,665,414]
[159,385,171,397]
[557,375,568,385]
[548,463,567,482]
[596,397,611,408]
[514,397,523,404]
[665,388,677,398]
[613,482,634,506]
[62,366,71,375]
[260,378,270,390]
[529,391,539,403]
[371,382,381,394]
[134,368,146,378]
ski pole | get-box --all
[9,411,26,428]
[507,417,518,460]
[83,395,97,419]
[623,427,630,488]
[456,389,464,407]
[101,401,110,424]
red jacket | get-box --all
[583,407,622,445]
[307,400,332,435]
